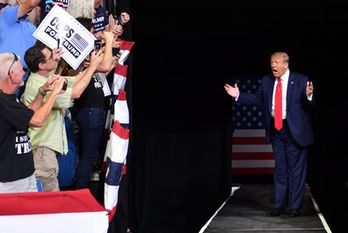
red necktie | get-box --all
[274,78,282,130]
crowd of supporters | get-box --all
[0,0,130,194]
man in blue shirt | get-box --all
[0,0,8,11]
[0,0,40,69]
[0,0,40,96]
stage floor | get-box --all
[202,184,331,233]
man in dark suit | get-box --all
[224,51,314,217]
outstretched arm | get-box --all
[71,50,104,99]
[96,31,114,73]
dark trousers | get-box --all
[75,107,106,188]
[271,121,307,210]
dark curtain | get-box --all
[128,2,233,232]
[129,125,232,233]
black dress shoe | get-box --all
[266,208,284,217]
[288,209,300,217]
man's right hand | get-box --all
[51,76,66,94]
[224,83,240,98]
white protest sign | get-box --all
[33,5,95,70]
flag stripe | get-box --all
[104,129,129,163]
[118,50,130,65]
[111,120,129,140]
[232,144,273,153]
[232,152,274,160]
[122,164,127,175]
[232,167,274,174]
[113,98,129,124]
[114,64,128,76]
[0,189,105,215]
[233,129,265,137]
[105,160,123,186]
[112,76,126,95]
[117,90,127,100]
[119,40,135,50]
[232,159,274,168]
[104,184,120,211]
[0,212,108,233]
[233,137,268,144]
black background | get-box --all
[127,1,348,232]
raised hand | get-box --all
[41,75,59,93]
[89,49,104,68]
[112,24,123,37]
[107,15,123,37]
[306,81,314,97]
[51,48,63,62]
[51,76,66,94]
[224,83,240,98]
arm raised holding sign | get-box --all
[95,31,114,73]
[71,49,104,99]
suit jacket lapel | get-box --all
[286,71,295,106]
[268,76,275,115]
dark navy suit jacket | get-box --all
[237,71,314,147]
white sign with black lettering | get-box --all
[33,5,96,70]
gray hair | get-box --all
[7,0,17,6]
[66,0,94,19]
[0,53,14,81]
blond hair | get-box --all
[271,52,289,65]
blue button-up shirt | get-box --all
[0,5,37,69]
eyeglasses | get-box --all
[44,51,54,63]
[7,53,18,76]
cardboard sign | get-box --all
[33,5,95,70]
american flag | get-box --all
[232,76,274,174]
[70,33,88,52]
[103,40,134,221]
[116,39,135,65]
